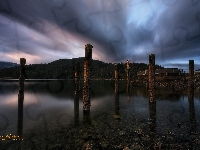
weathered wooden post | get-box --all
[74,62,80,94]
[19,58,26,96]
[126,60,131,85]
[148,54,155,103]
[114,64,120,120]
[188,60,196,134]
[74,62,80,125]
[188,60,194,90]
[127,69,130,81]
[17,58,25,139]
[114,63,119,94]
[83,44,93,112]
[148,54,157,148]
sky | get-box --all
[0,0,200,71]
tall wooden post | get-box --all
[148,54,157,148]
[188,60,196,135]
[74,62,80,125]
[188,60,194,90]
[114,64,119,94]
[148,54,155,103]
[83,44,93,111]
[19,58,26,96]
[114,64,120,120]
[74,62,80,95]
[18,58,25,140]
[127,69,130,81]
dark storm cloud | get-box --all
[0,0,200,70]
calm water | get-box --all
[0,80,200,149]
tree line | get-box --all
[0,58,163,79]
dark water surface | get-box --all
[0,80,200,149]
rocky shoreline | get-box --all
[133,75,200,91]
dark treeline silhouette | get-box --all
[0,61,19,70]
[0,57,163,79]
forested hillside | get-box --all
[0,58,163,79]
[0,61,19,70]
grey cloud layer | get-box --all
[0,0,200,70]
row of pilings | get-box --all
[18,52,196,110]
[146,55,196,149]
[17,50,197,148]
[17,44,93,114]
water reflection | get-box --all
[127,82,131,105]
[74,62,80,126]
[149,100,157,149]
[148,75,157,149]
[114,80,120,120]
[74,91,79,126]
[188,83,196,135]
[1,80,200,149]
[17,93,24,137]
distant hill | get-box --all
[0,58,163,79]
[0,61,19,70]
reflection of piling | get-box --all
[19,58,26,96]
[74,62,80,125]
[149,100,156,149]
[114,90,120,120]
[83,44,93,111]
[188,88,196,135]
[83,110,91,125]
[74,90,79,126]
[18,93,24,137]
[148,54,155,103]
[127,82,131,105]
[126,80,131,104]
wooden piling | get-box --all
[74,62,80,95]
[188,60,196,134]
[74,62,80,125]
[188,60,194,89]
[148,51,156,147]
[148,54,157,148]
[148,54,155,103]
[83,44,93,111]
[18,58,25,137]
[114,63,119,94]
[114,63,120,119]
[127,69,130,81]
[19,58,26,96]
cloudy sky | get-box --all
[0,0,200,70]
